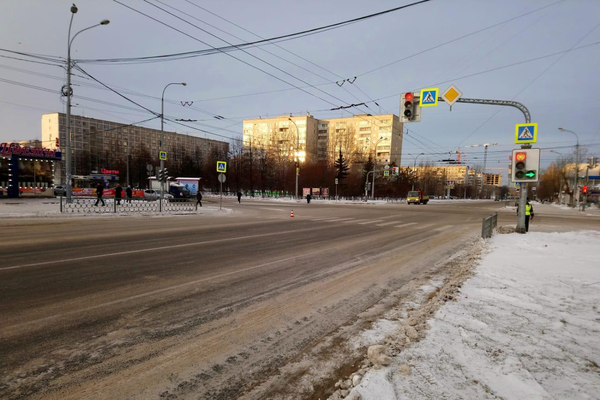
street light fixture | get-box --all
[159,82,187,207]
[410,152,425,190]
[558,127,580,206]
[288,117,300,199]
[64,4,110,202]
[367,136,388,199]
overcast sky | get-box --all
[1,0,599,176]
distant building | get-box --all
[243,113,403,166]
[42,113,229,184]
[412,166,502,187]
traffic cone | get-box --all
[290,209,295,218]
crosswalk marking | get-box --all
[434,224,454,232]
[323,217,354,222]
[417,223,435,230]
[343,219,365,223]
[376,221,402,227]
[394,222,417,228]
[358,220,384,225]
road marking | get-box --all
[434,224,454,232]
[323,218,354,222]
[394,222,417,228]
[417,223,435,230]
[358,220,383,225]
[0,226,328,271]
[342,219,364,223]
[259,207,287,212]
[376,221,402,226]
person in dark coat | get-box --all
[115,184,123,205]
[95,182,105,206]
[237,191,242,204]
[196,190,203,207]
[126,185,133,203]
[306,193,311,204]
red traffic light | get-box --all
[582,185,588,194]
[405,92,413,102]
[515,152,527,162]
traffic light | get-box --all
[157,168,164,182]
[582,185,588,194]
[400,92,421,123]
[511,149,540,183]
[162,168,168,182]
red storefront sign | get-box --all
[0,142,60,159]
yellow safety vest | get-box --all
[526,204,532,216]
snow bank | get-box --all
[345,231,600,400]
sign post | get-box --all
[218,173,226,210]
[335,178,338,200]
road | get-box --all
[0,199,597,400]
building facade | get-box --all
[243,113,403,166]
[412,165,502,187]
[42,113,229,184]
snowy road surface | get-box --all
[350,230,600,400]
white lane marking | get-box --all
[416,223,435,230]
[434,224,454,232]
[259,207,288,212]
[358,220,384,225]
[394,222,417,228]
[0,226,321,271]
[342,219,364,223]
[323,218,354,222]
[310,217,340,221]
[376,221,402,227]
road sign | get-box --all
[515,123,538,144]
[216,161,227,173]
[218,173,226,183]
[335,178,339,185]
[442,85,462,106]
[384,170,390,177]
[384,165,390,170]
[420,88,439,107]
[159,151,167,161]
[392,167,399,176]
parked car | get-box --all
[54,185,66,196]
[144,189,173,201]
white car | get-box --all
[144,189,173,201]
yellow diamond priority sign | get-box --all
[442,85,462,106]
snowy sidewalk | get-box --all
[344,231,600,400]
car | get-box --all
[53,185,66,196]
[144,189,173,201]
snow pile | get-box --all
[340,231,600,400]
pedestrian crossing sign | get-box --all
[419,88,439,107]
[384,170,390,177]
[216,161,227,173]
[515,123,538,144]
[159,151,167,161]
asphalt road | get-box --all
[1,199,597,400]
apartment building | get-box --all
[243,113,403,166]
[412,166,502,187]
[42,113,229,183]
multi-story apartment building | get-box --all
[42,113,229,184]
[412,166,502,187]
[243,113,403,166]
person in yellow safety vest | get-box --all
[525,200,534,232]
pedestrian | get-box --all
[525,199,534,232]
[196,190,203,207]
[126,185,133,203]
[115,184,123,205]
[95,182,105,206]
[306,193,311,204]
[237,190,242,204]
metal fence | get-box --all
[60,197,198,213]
[481,212,498,238]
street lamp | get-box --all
[410,152,424,190]
[288,117,300,199]
[65,4,110,202]
[558,127,580,206]
[368,136,388,199]
[159,82,186,206]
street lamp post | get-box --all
[558,127,580,207]
[160,82,186,208]
[65,4,109,202]
[410,152,424,191]
[288,117,300,199]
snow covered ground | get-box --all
[336,231,600,400]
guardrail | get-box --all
[59,197,198,213]
[481,212,498,238]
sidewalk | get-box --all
[335,230,600,400]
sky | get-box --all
[1,0,599,180]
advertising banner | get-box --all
[312,188,320,196]
[322,188,330,197]
[303,188,311,197]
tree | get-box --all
[334,149,349,183]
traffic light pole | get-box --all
[438,96,531,233]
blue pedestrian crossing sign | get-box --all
[159,151,167,161]
[420,88,439,107]
[515,123,538,144]
[216,161,227,173]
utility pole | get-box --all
[160,82,186,209]
[409,152,424,191]
[64,5,109,202]
[288,117,300,199]
[558,128,580,208]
